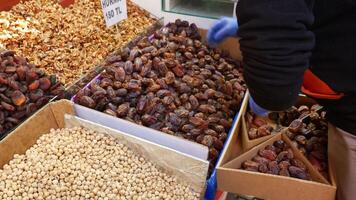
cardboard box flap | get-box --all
[49,99,75,128]
[74,104,209,160]
[0,103,59,167]
[64,114,209,194]
[217,167,335,200]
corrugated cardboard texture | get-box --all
[218,134,336,200]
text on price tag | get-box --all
[101,0,128,28]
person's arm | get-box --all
[237,0,315,111]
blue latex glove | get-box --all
[249,96,270,117]
[207,17,238,45]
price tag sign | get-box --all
[101,0,128,28]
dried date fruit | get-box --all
[11,90,26,106]
[258,163,268,173]
[277,151,290,162]
[78,96,96,108]
[279,168,290,177]
[257,125,273,137]
[268,161,280,175]
[248,128,258,139]
[1,102,15,112]
[289,166,309,180]
[117,103,130,117]
[259,149,277,161]
[252,156,269,165]
[242,160,259,171]
[273,140,286,149]
[201,135,214,147]
[278,161,291,170]
[291,159,307,171]
[289,119,304,133]
[295,135,307,145]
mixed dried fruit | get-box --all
[0,50,64,137]
[0,127,200,199]
[0,0,155,85]
[241,140,311,180]
[75,19,246,168]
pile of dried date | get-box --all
[75,19,246,166]
[245,112,281,140]
[242,140,311,180]
[285,108,328,178]
[0,50,64,137]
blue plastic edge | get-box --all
[204,111,240,200]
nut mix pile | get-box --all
[75,19,246,165]
[241,140,311,180]
[285,108,328,178]
[0,0,155,85]
[0,50,63,137]
[0,127,200,199]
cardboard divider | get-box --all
[217,133,336,200]
[282,132,330,185]
[0,100,209,195]
[216,92,249,168]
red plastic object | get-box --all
[215,190,224,200]
[0,0,21,11]
[0,0,74,11]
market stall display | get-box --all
[0,0,155,86]
[0,50,63,138]
[74,19,247,169]
[0,126,200,199]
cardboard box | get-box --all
[0,99,209,195]
[217,133,336,200]
[241,94,323,151]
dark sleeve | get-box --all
[236,0,315,111]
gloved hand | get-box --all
[249,96,270,117]
[207,17,238,45]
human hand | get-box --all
[249,96,269,117]
[207,17,238,45]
